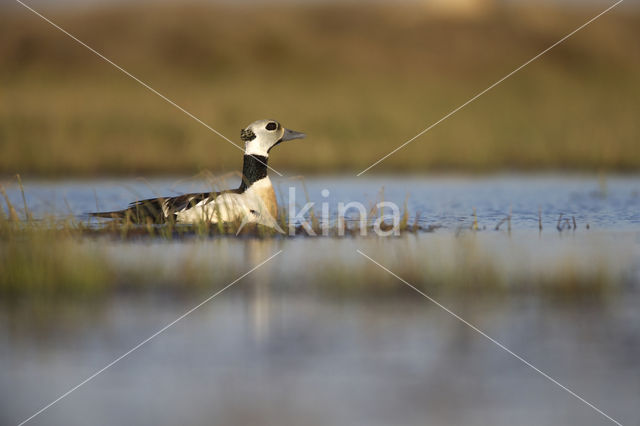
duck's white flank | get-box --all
[175,177,277,224]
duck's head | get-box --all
[241,119,305,157]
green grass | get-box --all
[1,3,639,176]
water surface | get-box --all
[2,276,639,426]
[3,174,640,230]
[2,174,640,426]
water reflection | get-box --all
[2,291,639,426]
[246,239,276,343]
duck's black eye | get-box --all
[265,122,277,131]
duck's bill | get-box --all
[281,128,306,142]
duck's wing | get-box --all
[91,190,239,224]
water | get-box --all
[2,281,640,425]
[1,174,640,425]
[2,174,640,230]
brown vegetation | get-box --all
[1,3,639,176]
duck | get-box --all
[90,119,305,225]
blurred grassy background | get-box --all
[0,1,639,176]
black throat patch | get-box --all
[239,154,268,192]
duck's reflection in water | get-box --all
[245,239,278,344]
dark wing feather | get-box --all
[126,191,220,223]
[90,189,241,224]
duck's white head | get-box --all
[241,119,305,157]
